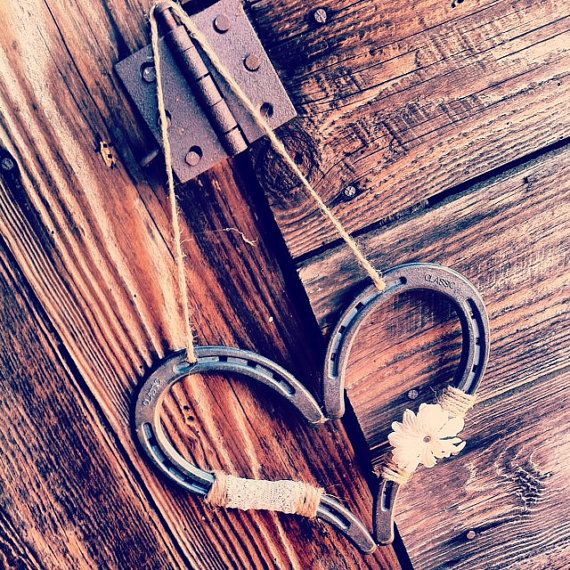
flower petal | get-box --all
[439,416,465,438]
[417,403,449,433]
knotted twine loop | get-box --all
[206,471,324,518]
[381,386,476,486]
[149,0,386,294]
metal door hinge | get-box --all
[115,0,296,182]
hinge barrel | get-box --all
[155,4,248,156]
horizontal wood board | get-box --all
[249,0,570,258]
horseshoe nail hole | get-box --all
[355,302,365,311]
[475,337,481,345]
[260,102,274,118]
[218,355,228,362]
[399,276,408,285]
[339,325,347,333]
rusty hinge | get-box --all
[115,0,296,182]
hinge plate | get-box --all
[115,0,296,182]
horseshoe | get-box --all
[322,263,490,543]
[134,346,377,553]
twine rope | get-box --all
[152,0,386,293]
[381,386,475,486]
[438,385,476,418]
[150,4,197,363]
[206,471,324,518]
[380,460,414,486]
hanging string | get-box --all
[151,0,386,293]
[149,5,197,363]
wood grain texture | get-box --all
[297,144,570,568]
[0,241,185,570]
[0,1,400,567]
[249,0,570,258]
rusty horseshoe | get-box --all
[322,263,490,544]
[134,346,377,553]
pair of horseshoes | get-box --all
[134,262,489,552]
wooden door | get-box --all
[0,0,568,569]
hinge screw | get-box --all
[141,64,156,83]
[342,184,358,199]
[1,157,15,171]
[313,8,328,25]
[213,15,230,33]
[185,146,203,167]
[244,54,262,72]
[407,389,419,400]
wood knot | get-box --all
[252,122,321,210]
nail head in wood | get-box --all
[407,389,419,400]
[342,185,358,199]
[313,8,328,25]
[185,147,203,166]
[141,63,156,83]
[1,157,15,171]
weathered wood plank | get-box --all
[0,1,400,567]
[297,144,570,567]
[0,241,186,569]
[249,0,570,258]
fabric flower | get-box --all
[388,403,466,473]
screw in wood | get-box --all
[407,389,419,400]
[1,157,15,171]
[466,530,477,540]
[213,14,230,33]
[244,54,262,72]
[342,184,358,199]
[313,8,328,25]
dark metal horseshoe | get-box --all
[322,263,490,544]
[134,346,377,554]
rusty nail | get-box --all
[342,185,358,199]
[1,157,15,171]
[313,8,328,24]
[185,147,202,166]
[141,64,156,83]
[466,530,477,540]
[213,15,230,33]
[244,54,262,72]
[407,389,419,400]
